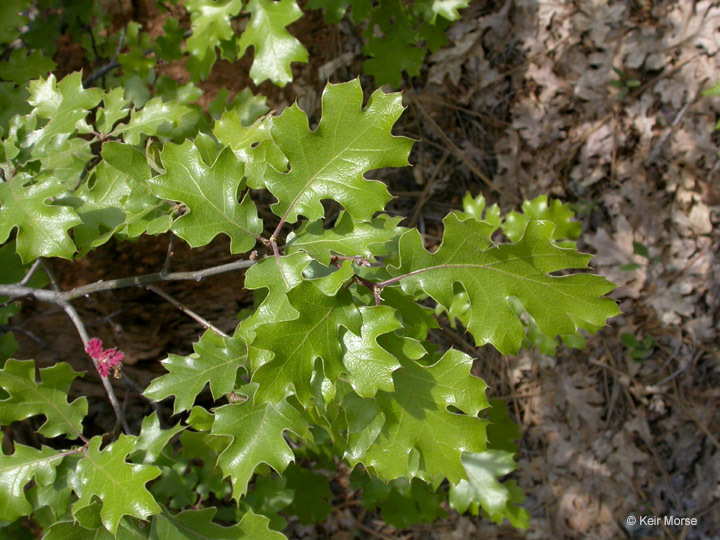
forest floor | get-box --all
[12,0,720,538]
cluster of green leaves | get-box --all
[1,46,618,540]
[310,0,469,86]
[0,0,621,537]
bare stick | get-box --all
[19,260,42,286]
[147,285,230,338]
[0,258,257,303]
[39,261,129,435]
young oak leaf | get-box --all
[0,174,81,262]
[238,0,308,86]
[27,72,103,150]
[0,359,87,439]
[387,214,620,355]
[149,139,262,254]
[71,435,161,535]
[262,79,413,224]
[145,330,247,414]
[449,450,529,529]
[213,397,311,498]
[346,345,488,484]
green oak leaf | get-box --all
[286,211,403,265]
[238,0,308,86]
[185,0,244,81]
[0,444,61,525]
[131,412,185,464]
[144,330,247,414]
[27,72,103,150]
[0,49,56,84]
[149,139,262,253]
[239,252,311,336]
[502,194,581,247]
[213,398,311,498]
[342,305,402,398]
[111,97,191,145]
[150,507,285,539]
[97,87,131,134]
[243,474,293,530]
[0,173,81,262]
[71,435,162,535]
[363,34,426,88]
[37,136,94,188]
[43,517,149,540]
[350,472,446,528]
[449,450,529,528]
[0,359,87,439]
[387,214,620,355]
[347,346,488,483]
[249,277,361,406]
[283,464,333,524]
[262,79,413,224]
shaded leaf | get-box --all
[347,346,488,483]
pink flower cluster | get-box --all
[85,338,124,378]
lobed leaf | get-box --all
[449,450,529,528]
[149,139,262,253]
[388,214,620,354]
[71,435,162,535]
[0,359,87,439]
[0,444,61,525]
[0,173,81,262]
[286,211,403,265]
[262,79,413,224]
[249,272,361,406]
[213,397,311,498]
[238,0,308,86]
[150,507,285,539]
[144,330,247,414]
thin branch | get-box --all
[39,260,128,436]
[147,285,230,338]
[0,258,257,303]
[19,259,42,286]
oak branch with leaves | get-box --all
[0,75,619,537]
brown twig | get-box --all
[146,284,230,338]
